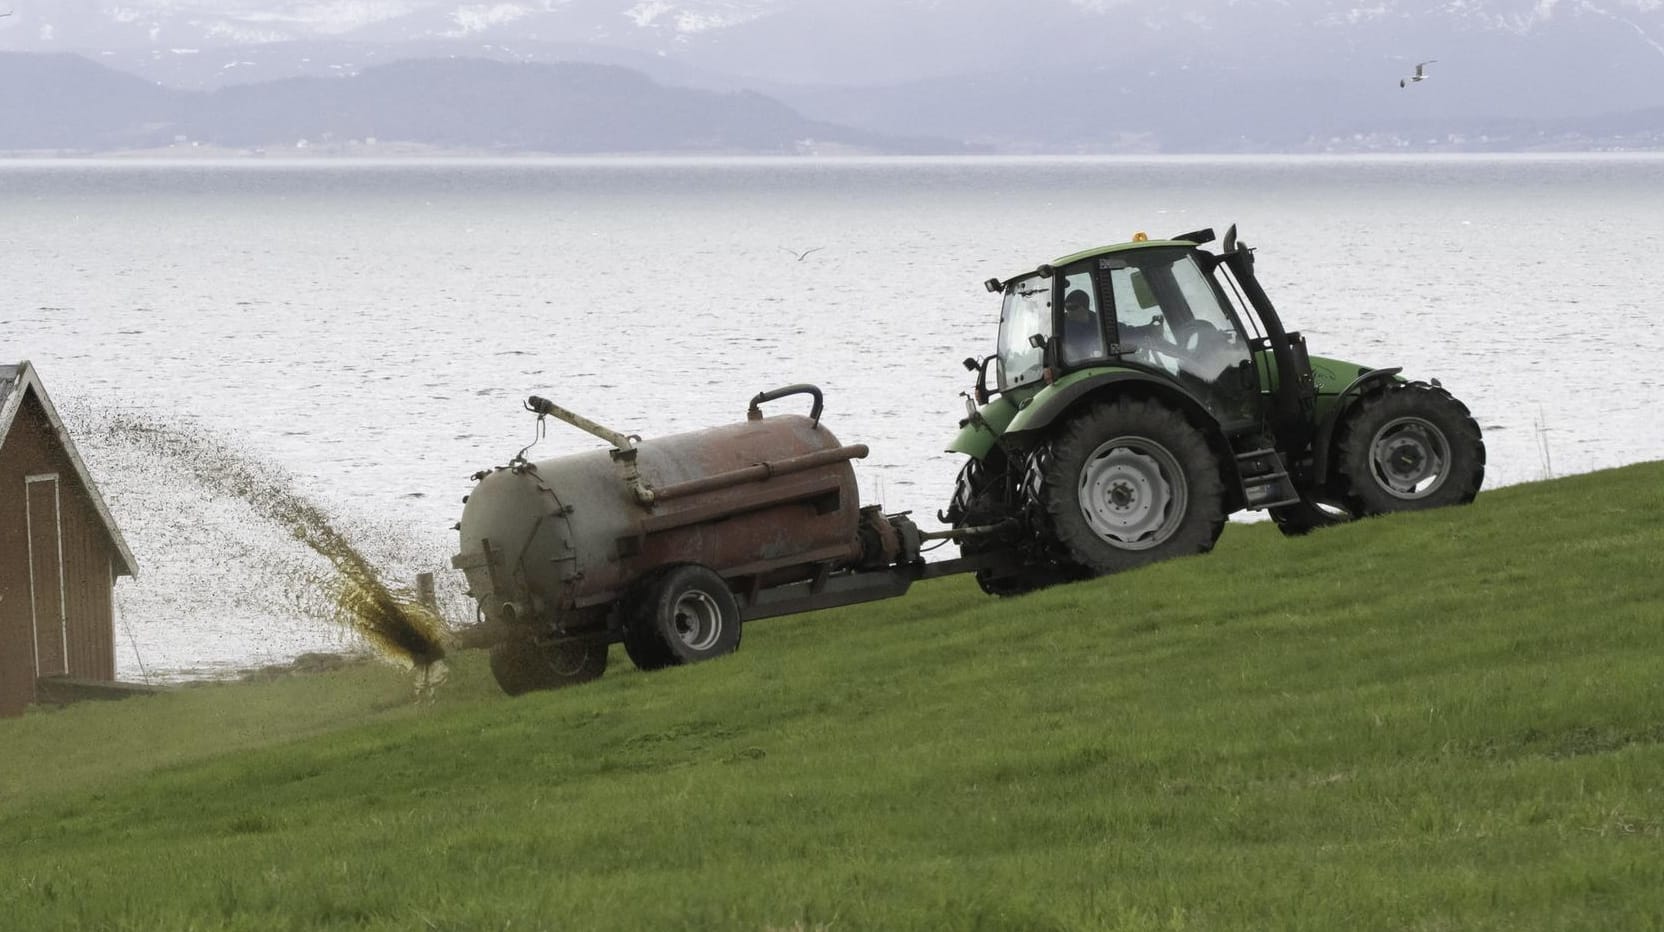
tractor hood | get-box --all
[1307,355,1380,395]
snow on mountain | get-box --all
[6,0,1664,64]
[443,4,537,36]
[619,0,778,33]
[0,0,785,47]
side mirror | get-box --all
[983,277,1003,293]
[971,355,995,404]
[1027,333,1046,350]
[962,356,979,372]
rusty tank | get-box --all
[452,385,953,695]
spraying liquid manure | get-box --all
[97,412,450,671]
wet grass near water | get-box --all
[1,462,1663,930]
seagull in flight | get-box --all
[782,246,824,262]
[1400,60,1437,88]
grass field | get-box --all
[2,462,1662,931]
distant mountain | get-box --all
[0,53,961,154]
[3,0,1663,152]
[776,65,1664,153]
[7,0,1664,98]
[41,39,751,95]
[0,53,181,149]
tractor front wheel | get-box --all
[1335,382,1485,516]
[1034,397,1226,575]
[623,564,742,671]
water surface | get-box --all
[5,155,1661,678]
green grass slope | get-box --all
[3,463,1662,931]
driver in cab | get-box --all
[1064,287,1171,362]
[1061,289,1105,362]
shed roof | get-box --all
[0,361,138,578]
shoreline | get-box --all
[5,149,1664,166]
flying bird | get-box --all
[1400,60,1437,88]
[782,246,824,261]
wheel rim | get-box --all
[1369,416,1451,500]
[670,590,725,651]
[1077,436,1188,550]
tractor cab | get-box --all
[989,228,1305,438]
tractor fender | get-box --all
[1006,369,1241,509]
[1310,367,1404,479]
[1005,369,1222,445]
[946,394,1021,460]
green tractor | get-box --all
[943,225,1486,594]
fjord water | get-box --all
[5,155,1662,679]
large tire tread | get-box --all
[948,452,1068,596]
[621,567,679,671]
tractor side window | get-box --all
[996,275,1052,390]
[1108,267,1178,373]
[1172,256,1236,337]
[1111,268,1166,330]
[1059,270,1105,366]
[1166,254,1250,384]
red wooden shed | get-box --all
[0,360,138,717]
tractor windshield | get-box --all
[996,275,1053,391]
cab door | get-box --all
[1098,250,1259,431]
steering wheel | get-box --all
[1169,319,1222,355]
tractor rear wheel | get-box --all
[946,454,1062,596]
[1033,397,1226,575]
[623,564,742,671]
[488,637,608,696]
[1335,382,1485,516]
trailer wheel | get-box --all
[1034,397,1226,575]
[1335,383,1485,516]
[623,564,742,671]
[488,638,608,696]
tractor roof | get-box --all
[1001,237,1205,285]
[1050,238,1202,268]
